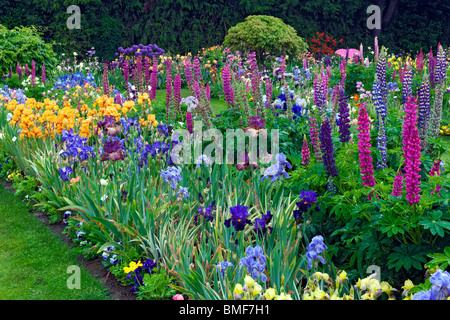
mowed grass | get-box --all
[155,88,228,114]
[0,184,111,300]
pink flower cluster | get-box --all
[391,171,404,197]
[429,159,441,196]
[308,117,321,163]
[301,135,311,167]
[357,103,375,197]
[402,97,422,206]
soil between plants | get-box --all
[1,180,136,300]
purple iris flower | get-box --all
[224,205,252,231]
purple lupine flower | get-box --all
[418,74,431,145]
[435,44,447,86]
[186,111,193,134]
[150,57,158,100]
[375,49,388,106]
[165,58,173,119]
[42,64,46,86]
[319,118,338,177]
[338,87,351,143]
[305,235,327,269]
[224,204,252,231]
[429,48,436,88]
[174,73,181,113]
[402,63,413,104]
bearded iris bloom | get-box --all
[58,166,73,181]
[160,166,182,189]
[261,153,291,182]
[253,211,273,236]
[306,235,327,269]
[224,205,252,231]
[195,201,216,222]
[294,190,320,223]
[239,245,267,283]
[100,139,126,162]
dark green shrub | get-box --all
[0,25,57,76]
[223,15,308,63]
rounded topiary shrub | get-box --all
[0,24,57,76]
[223,15,308,63]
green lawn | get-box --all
[155,88,228,114]
[0,184,111,300]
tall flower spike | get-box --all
[31,60,36,87]
[301,135,311,167]
[42,64,46,86]
[402,97,422,206]
[309,117,322,163]
[319,117,338,178]
[222,61,234,107]
[265,79,272,110]
[150,57,158,100]
[376,113,388,170]
[376,47,388,106]
[402,62,413,104]
[174,73,182,115]
[357,103,376,198]
[165,59,173,121]
[418,74,431,148]
[337,87,351,143]
[429,159,441,196]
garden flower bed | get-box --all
[0,28,449,301]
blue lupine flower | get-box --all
[160,166,182,189]
[305,235,327,269]
[239,245,267,283]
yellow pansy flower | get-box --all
[123,260,143,274]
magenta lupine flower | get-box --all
[309,117,322,163]
[429,159,441,196]
[205,83,211,101]
[31,60,36,87]
[25,63,29,77]
[301,135,311,167]
[17,62,22,80]
[402,97,422,206]
[416,49,424,72]
[357,103,376,197]
[102,63,109,96]
[193,56,201,83]
[265,79,272,109]
[174,73,181,113]
[42,64,46,86]
[184,58,193,85]
[186,111,193,134]
[249,52,261,102]
[165,59,173,118]
[144,56,151,94]
[391,171,404,197]
[222,62,234,107]
[150,57,158,100]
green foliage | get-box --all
[223,15,308,63]
[0,25,57,76]
[136,267,177,300]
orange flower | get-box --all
[353,94,359,101]
[355,103,362,107]
[69,176,80,186]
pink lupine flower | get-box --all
[222,61,234,107]
[357,102,375,199]
[402,97,422,206]
[301,135,311,167]
[150,57,158,100]
[186,111,193,134]
[308,117,322,163]
[391,171,404,197]
[429,159,441,196]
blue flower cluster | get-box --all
[60,129,96,162]
[239,245,267,283]
[160,166,182,189]
[413,269,450,300]
[53,72,97,91]
[0,85,26,104]
[305,235,327,269]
